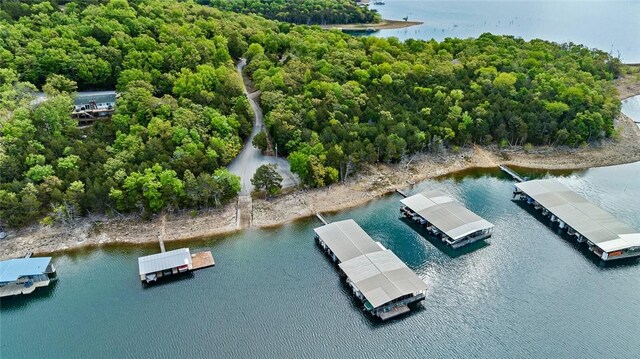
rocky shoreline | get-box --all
[1,84,639,260]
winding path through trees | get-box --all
[227,59,299,196]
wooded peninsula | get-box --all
[0,0,626,228]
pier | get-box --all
[138,247,215,283]
[316,213,329,225]
[514,179,640,261]
[313,219,427,321]
[395,189,408,198]
[498,164,525,182]
[159,215,166,252]
[400,190,494,249]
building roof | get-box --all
[73,92,116,106]
[515,179,640,251]
[339,250,427,308]
[138,248,192,276]
[401,190,494,240]
[313,219,384,263]
[0,257,52,282]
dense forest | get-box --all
[0,0,264,226]
[247,33,621,186]
[0,0,623,226]
[201,0,380,25]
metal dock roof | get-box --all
[138,248,192,276]
[313,219,384,263]
[0,257,52,282]
[515,179,640,251]
[73,92,116,106]
[339,250,427,309]
[401,190,494,240]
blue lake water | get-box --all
[1,30,640,359]
[369,1,640,63]
[1,155,639,356]
[622,94,640,128]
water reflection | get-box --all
[398,217,489,258]
[512,199,639,268]
[0,280,59,312]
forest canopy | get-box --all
[0,0,623,226]
[200,0,380,25]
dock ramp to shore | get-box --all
[316,213,329,225]
[498,165,525,182]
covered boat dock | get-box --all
[339,250,428,320]
[314,219,427,320]
[0,257,56,297]
[138,248,215,283]
[313,219,384,263]
[514,179,640,261]
[400,190,494,248]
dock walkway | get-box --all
[395,189,408,198]
[316,213,329,225]
[498,165,525,182]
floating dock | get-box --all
[514,179,640,261]
[400,190,494,249]
[0,257,57,297]
[499,164,526,182]
[313,219,427,321]
[138,248,214,283]
[191,251,215,270]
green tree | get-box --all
[252,131,269,152]
[42,74,77,95]
[251,164,283,198]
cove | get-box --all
[2,160,639,358]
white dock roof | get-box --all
[138,248,192,276]
[313,219,383,263]
[339,250,427,309]
[515,179,640,251]
[401,190,494,240]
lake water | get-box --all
[2,80,640,359]
[369,1,640,63]
[2,114,640,357]
[622,94,640,128]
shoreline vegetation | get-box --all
[0,1,638,260]
[1,79,638,260]
[321,19,424,31]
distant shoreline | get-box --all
[321,19,423,31]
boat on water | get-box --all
[0,257,57,297]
